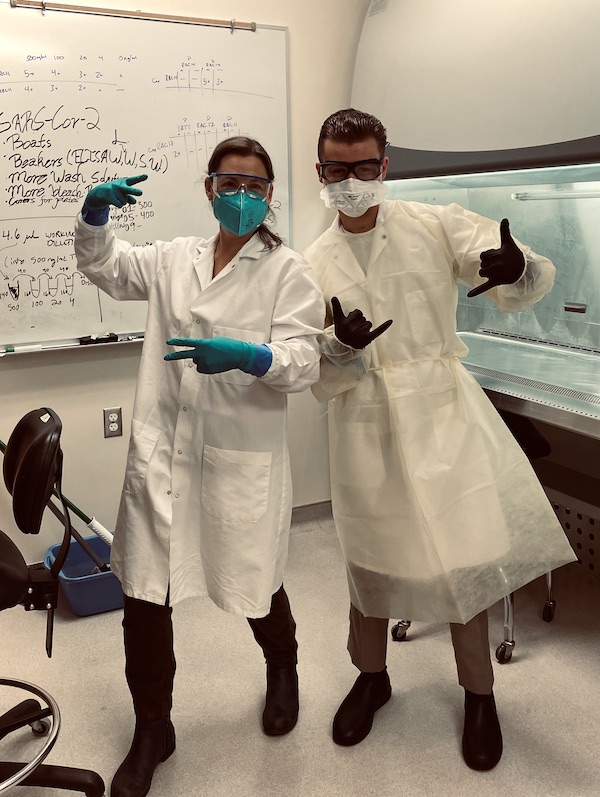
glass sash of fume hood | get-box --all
[385,161,600,353]
[386,163,600,436]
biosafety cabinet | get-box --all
[353,0,600,577]
[385,163,600,576]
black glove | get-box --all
[467,218,526,298]
[331,295,393,349]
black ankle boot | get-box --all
[262,661,299,736]
[332,669,391,746]
[462,690,503,771]
[110,718,176,797]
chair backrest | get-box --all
[0,531,29,611]
[3,409,63,535]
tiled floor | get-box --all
[2,502,600,797]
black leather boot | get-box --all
[110,718,175,797]
[113,597,177,797]
[462,689,503,771]
[262,661,299,736]
[332,668,391,746]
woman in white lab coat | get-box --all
[74,137,324,797]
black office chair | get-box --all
[0,407,105,796]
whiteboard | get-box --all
[0,2,289,351]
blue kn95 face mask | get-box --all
[212,188,268,236]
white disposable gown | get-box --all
[75,216,324,617]
[305,200,576,624]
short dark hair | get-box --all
[207,136,283,250]
[318,108,387,160]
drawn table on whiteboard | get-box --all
[0,1,289,351]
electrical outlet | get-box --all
[103,407,123,438]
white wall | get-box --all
[0,0,371,562]
[353,0,600,152]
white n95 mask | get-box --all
[320,178,388,217]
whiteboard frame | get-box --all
[10,0,257,31]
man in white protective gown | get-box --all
[74,137,324,797]
[304,108,576,771]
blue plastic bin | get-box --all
[44,535,124,617]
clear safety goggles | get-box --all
[210,172,272,200]
[318,159,384,183]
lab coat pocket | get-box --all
[202,445,272,522]
[333,420,386,490]
[124,420,161,495]
[211,325,266,386]
[407,285,450,345]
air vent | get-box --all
[548,495,600,579]
[466,364,600,407]
[479,328,600,355]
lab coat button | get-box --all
[175,494,179,499]
[167,490,171,495]
[196,319,201,324]
[188,362,194,367]
[178,449,182,455]
[182,407,187,411]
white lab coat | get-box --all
[304,200,576,624]
[75,216,324,617]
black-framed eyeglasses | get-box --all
[210,172,272,199]
[318,159,384,183]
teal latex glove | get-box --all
[84,174,148,210]
[164,336,270,375]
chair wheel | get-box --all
[542,601,556,622]
[31,719,51,737]
[391,620,411,642]
[495,643,513,664]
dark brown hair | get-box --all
[208,136,283,250]
[317,108,387,160]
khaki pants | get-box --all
[348,604,494,695]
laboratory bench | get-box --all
[459,330,600,577]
